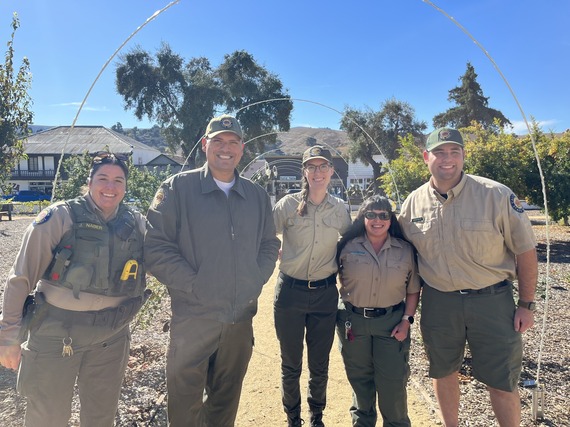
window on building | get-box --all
[28,157,39,171]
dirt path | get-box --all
[235,266,438,426]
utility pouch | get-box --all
[48,247,73,282]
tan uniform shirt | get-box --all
[273,193,351,281]
[398,173,536,292]
[338,234,420,308]
[0,195,146,346]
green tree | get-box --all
[462,121,528,196]
[0,13,33,191]
[433,62,510,132]
[126,164,172,213]
[115,45,292,167]
[111,122,124,134]
[53,151,93,200]
[380,134,430,202]
[341,98,426,193]
[523,125,570,225]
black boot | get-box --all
[287,414,304,427]
[309,411,324,427]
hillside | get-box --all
[272,127,350,155]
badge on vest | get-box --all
[411,217,425,223]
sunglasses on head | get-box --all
[92,151,129,164]
[364,211,391,221]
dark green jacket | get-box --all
[145,164,280,323]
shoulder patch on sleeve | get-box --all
[151,187,166,210]
[510,193,525,213]
[33,207,54,225]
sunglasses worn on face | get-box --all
[92,151,129,164]
[364,211,391,221]
[304,163,332,173]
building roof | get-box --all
[24,126,157,155]
[146,153,186,166]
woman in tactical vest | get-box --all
[0,152,147,427]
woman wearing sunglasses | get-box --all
[273,145,352,427]
[0,152,148,426]
[336,195,420,427]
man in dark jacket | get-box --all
[145,115,280,427]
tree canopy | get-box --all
[381,123,570,225]
[115,45,292,167]
[340,98,426,193]
[433,62,510,132]
[0,13,33,192]
[522,125,570,225]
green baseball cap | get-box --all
[302,145,332,164]
[426,127,464,151]
[206,115,243,139]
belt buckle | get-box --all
[458,289,470,295]
[363,308,374,318]
[307,280,318,289]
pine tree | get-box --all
[433,62,510,132]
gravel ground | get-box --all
[1,214,569,426]
[408,215,570,427]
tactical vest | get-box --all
[45,197,145,299]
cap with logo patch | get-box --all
[302,145,332,164]
[206,115,243,139]
[426,127,464,151]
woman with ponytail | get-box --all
[273,145,351,427]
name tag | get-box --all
[411,217,425,223]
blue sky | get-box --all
[1,0,568,135]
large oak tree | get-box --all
[115,45,292,167]
[341,98,426,194]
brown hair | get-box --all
[295,175,311,216]
[88,152,129,180]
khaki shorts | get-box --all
[420,283,522,392]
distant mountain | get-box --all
[272,127,349,155]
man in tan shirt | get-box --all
[398,127,538,427]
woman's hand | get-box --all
[0,344,22,370]
[390,321,410,342]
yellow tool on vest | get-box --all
[120,260,138,281]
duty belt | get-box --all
[45,289,151,330]
[279,272,337,289]
[348,301,404,318]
